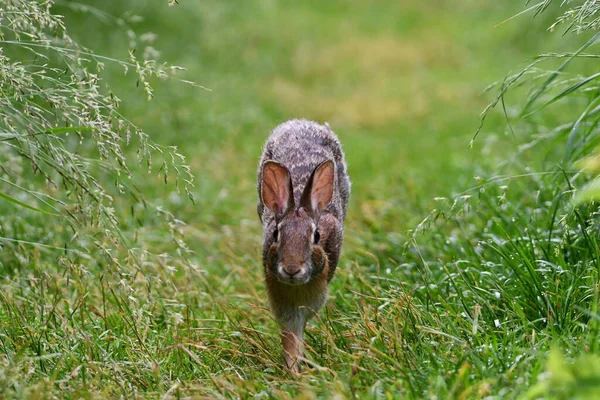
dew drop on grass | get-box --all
[169,192,181,205]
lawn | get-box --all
[1,0,600,398]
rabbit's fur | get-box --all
[257,119,350,371]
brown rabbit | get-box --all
[257,119,350,371]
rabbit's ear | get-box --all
[302,160,335,214]
[261,161,294,216]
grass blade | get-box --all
[0,126,94,142]
[0,191,60,216]
[531,72,600,113]
[521,30,600,117]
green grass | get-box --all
[2,0,600,398]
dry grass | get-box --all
[267,33,474,128]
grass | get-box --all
[2,0,600,398]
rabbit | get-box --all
[257,119,350,372]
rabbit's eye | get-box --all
[273,228,279,242]
[314,230,320,244]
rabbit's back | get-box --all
[258,119,350,222]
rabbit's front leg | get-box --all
[281,312,308,372]
[281,328,302,372]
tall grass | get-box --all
[0,2,199,397]
[0,0,194,263]
[427,0,600,396]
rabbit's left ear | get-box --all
[301,160,335,214]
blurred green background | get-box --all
[59,0,566,234]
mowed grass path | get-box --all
[2,1,590,398]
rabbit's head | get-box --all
[260,160,335,285]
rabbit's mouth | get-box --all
[276,264,311,285]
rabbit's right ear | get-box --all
[261,161,294,216]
